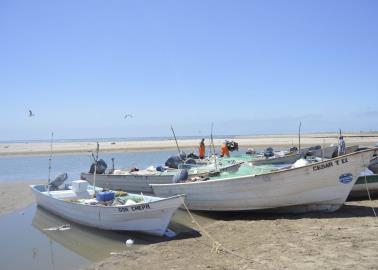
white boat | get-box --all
[30,181,184,236]
[80,161,243,193]
[251,153,301,166]
[251,145,359,166]
[151,148,376,213]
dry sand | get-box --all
[1,132,378,156]
[1,181,377,269]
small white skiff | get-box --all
[30,182,184,235]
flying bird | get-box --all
[29,110,35,117]
[124,114,133,119]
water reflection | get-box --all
[31,205,203,260]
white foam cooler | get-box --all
[72,180,88,193]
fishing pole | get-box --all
[47,132,54,193]
[170,125,181,156]
[210,122,218,170]
[92,142,99,197]
[298,122,302,156]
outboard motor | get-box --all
[89,159,107,174]
[187,152,199,159]
[264,147,274,158]
[165,155,183,169]
[156,165,165,172]
[185,158,196,165]
[172,169,189,183]
[179,152,187,160]
[226,141,239,152]
[49,173,68,190]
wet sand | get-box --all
[0,180,38,215]
[1,132,378,156]
[1,181,377,270]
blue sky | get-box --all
[1,0,377,140]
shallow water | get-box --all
[0,205,91,270]
[0,202,211,270]
[0,148,270,182]
[0,150,181,182]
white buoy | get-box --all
[164,229,177,238]
[125,239,134,247]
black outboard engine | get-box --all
[179,152,187,160]
[89,159,107,174]
[49,172,68,190]
[289,146,298,153]
[187,152,199,159]
[305,150,316,159]
[172,169,189,183]
[264,147,274,158]
[165,155,183,169]
[185,158,196,165]
[226,141,239,152]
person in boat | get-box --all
[220,140,230,158]
[199,138,205,159]
[337,136,346,156]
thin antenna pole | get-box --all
[47,132,54,193]
[170,125,181,155]
[298,122,302,155]
[92,142,99,197]
[210,122,218,170]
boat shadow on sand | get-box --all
[189,200,378,222]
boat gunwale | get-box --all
[80,161,244,178]
[151,147,378,187]
[30,184,185,209]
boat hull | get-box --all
[81,162,242,193]
[349,174,378,197]
[252,154,300,165]
[30,185,183,235]
[151,149,376,212]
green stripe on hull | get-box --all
[355,175,378,185]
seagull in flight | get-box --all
[29,110,35,117]
[124,114,133,119]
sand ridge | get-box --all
[1,132,378,156]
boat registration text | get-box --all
[313,158,348,171]
[118,204,151,212]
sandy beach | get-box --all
[1,132,378,156]
[1,181,377,270]
[86,200,378,270]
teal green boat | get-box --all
[350,174,378,197]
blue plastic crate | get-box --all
[96,191,115,202]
